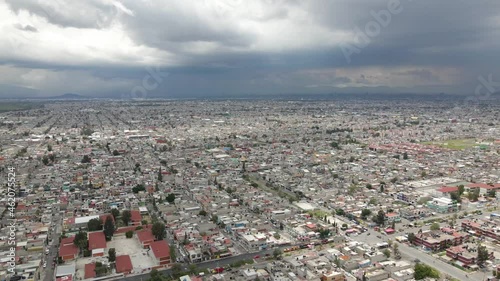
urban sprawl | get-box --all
[0,99,499,281]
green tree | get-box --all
[132,184,146,193]
[157,167,163,182]
[152,222,166,241]
[450,192,462,203]
[408,233,417,244]
[361,209,372,220]
[73,231,88,254]
[103,215,115,241]
[273,248,282,259]
[121,210,131,226]
[430,222,440,231]
[81,155,91,163]
[477,245,489,267]
[373,210,386,226]
[42,155,50,165]
[382,249,391,258]
[335,209,345,216]
[87,218,103,231]
[125,231,134,238]
[198,210,207,216]
[166,193,176,204]
[111,209,120,221]
[457,185,465,196]
[414,263,440,280]
[108,248,116,262]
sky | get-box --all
[0,0,499,99]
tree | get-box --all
[430,222,440,231]
[188,264,198,275]
[47,144,52,152]
[142,219,148,225]
[108,248,116,262]
[166,193,176,204]
[361,209,372,220]
[373,210,386,226]
[198,210,207,216]
[152,222,166,241]
[81,155,91,163]
[42,155,50,165]
[368,198,377,205]
[477,245,489,267]
[468,188,480,201]
[103,216,115,241]
[88,218,103,231]
[450,192,462,203]
[393,243,400,258]
[414,263,440,280]
[273,248,282,259]
[157,167,163,182]
[121,210,131,226]
[125,231,134,238]
[132,184,146,193]
[111,209,120,221]
[318,228,331,239]
[112,149,120,156]
[487,189,496,198]
[273,233,281,240]
[148,268,167,281]
[457,185,465,196]
[73,231,88,254]
[382,249,391,258]
[335,209,345,216]
[407,233,417,244]
[403,152,408,160]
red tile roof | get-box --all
[130,210,142,222]
[84,263,96,279]
[88,232,107,250]
[100,214,115,225]
[59,244,78,257]
[137,229,155,243]
[150,240,170,259]
[56,276,73,281]
[115,226,137,235]
[115,255,133,273]
[61,236,75,246]
[437,186,458,193]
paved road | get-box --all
[121,246,287,281]
[42,211,61,281]
[351,226,484,281]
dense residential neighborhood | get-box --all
[0,99,499,281]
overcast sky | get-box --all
[1,0,499,98]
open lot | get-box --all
[423,138,478,150]
[107,235,156,273]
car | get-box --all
[367,233,371,236]
[265,253,270,257]
[254,255,260,259]
[45,249,50,255]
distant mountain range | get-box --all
[45,93,89,100]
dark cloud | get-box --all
[0,0,499,98]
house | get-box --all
[130,210,142,226]
[136,228,155,248]
[88,232,107,257]
[385,212,401,222]
[59,244,78,261]
[84,263,96,279]
[115,255,133,275]
[149,240,171,267]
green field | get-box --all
[423,139,477,150]
[0,102,43,113]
